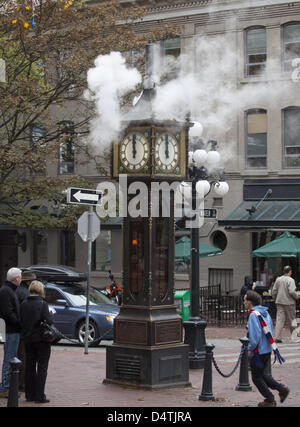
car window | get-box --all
[63,291,97,307]
[90,289,115,305]
[60,284,100,307]
[45,288,66,305]
[45,283,114,307]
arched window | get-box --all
[282,107,300,168]
[282,22,300,72]
[245,27,266,76]
[245,109,267,168]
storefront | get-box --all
[219,179,300,287]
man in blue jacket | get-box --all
[244,290,289,407]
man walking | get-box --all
[244,290,289,407]
[272,266,299,343]
[0,267,22,398]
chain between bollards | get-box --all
[199,336,252,401]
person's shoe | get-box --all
[0,389,9,398]
[258,399,277,407]
[279,386,290,403]
[35,398,50,404]
[275,339,282,343]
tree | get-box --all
[0,0,179,228]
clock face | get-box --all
[120,132,149,172]
[155,133,179,172]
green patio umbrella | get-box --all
[252,231,300,258]
[175,236,222,260]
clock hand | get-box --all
[132,134,137,159]
[165,134,169,159]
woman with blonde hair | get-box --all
[20,280,53,404]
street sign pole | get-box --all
[84,205,93,355]
[65,186,101,354]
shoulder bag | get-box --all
[39,301,61,343]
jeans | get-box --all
[250,352,284,402]
[0,332,20,391]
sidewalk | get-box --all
[0,327,299,408]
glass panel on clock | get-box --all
[129,219,144,299]
[155,217,169,300]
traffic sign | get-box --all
[67,187,102,206]
[199,209,218,219]
[77,211,100,242]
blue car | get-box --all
[44,282,119,346]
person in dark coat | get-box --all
[0,267,22,397]
[20,280,53,404]
[240,276,255,301]
[16,271,37,392]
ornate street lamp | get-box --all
[181,123,229,369]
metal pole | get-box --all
[183,176,207,369]
[190,177,199,319]
[84,205,93,355]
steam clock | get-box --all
[105,46,191,389]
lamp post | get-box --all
[181,123,229,369]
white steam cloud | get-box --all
[86,34,287,161]
[86,51,141,148]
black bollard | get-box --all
[199,343,215,401]
[7,357,21,407]
[235,337,252,392]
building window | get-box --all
[282,22,300,72]
[210,230,227,251]
[93,230,111,271]
[161,38,181,75]
[245,27,266,76]
[33,231,48,264]
[60,230,75,267]
[208,268,233,295]
[163,38,181,58]
[30,124,46,175]
[283,106,300,168]
[58,121,74,175]
[245,109,267,168]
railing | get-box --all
[200,285,248,327]
[198,284,299,327]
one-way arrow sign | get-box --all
[66,187,102,206]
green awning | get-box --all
[218,200,300,229]
[175,236,222,260]
[252,231,300,257]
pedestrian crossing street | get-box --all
[214,342,300,365]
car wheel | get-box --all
[77,319,100,347]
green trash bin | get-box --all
[174,289,190,321]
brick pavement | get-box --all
[0,326,299,408]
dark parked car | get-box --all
[21,265,120,346]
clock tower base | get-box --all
[104,343,190,389]
[104,305,190,389]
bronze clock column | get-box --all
[105,115,192,388]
